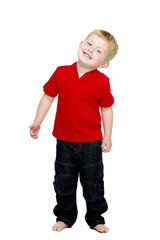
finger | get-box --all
[31,131,38,136]
[29,124,34,128]
[102,144,110,152]
[103,149,108,153]
[102,147,106,152]
[33,136,38,139]
[102,144,106,151]
[30,130,36,135]
[29,126,36,131]
[31,134,38,139]
[101,143,105,149]
[30,127,38,134]
[30,131,38,137]
[102,148,107,153]
[106,146,112,152]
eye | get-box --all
[87,42,92,46]
[97,49,101,54]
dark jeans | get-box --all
[53,139,108,229]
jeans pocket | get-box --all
[90,140,102,148]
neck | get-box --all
[76,60,96,78]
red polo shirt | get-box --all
[43,62,114,142]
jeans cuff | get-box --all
[89,219,105,229]
[56,217,74,228]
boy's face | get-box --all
[77,34,109,69]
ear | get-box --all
[99,62,110,68]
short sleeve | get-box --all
[43,68,58,97]
[98,79,114,107]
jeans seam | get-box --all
[55,161,77,168]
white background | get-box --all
[0,0,160,239]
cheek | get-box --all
[80,42,88,51]
[78,45,84,54]
[93,54,102,62]
[96,54,106,63]
[78,45,85,57]
[81,44,87,51]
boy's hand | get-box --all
[29,122,41,139]
[102,136,112,153]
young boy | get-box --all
[29,29,118,233]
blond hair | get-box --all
[85,29,118,62]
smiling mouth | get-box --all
[83,51,92,59]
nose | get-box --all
[88,47,93,53]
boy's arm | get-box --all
[29,93,55,139]
[100,106,113,152]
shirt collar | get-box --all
[71,61,99,79]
